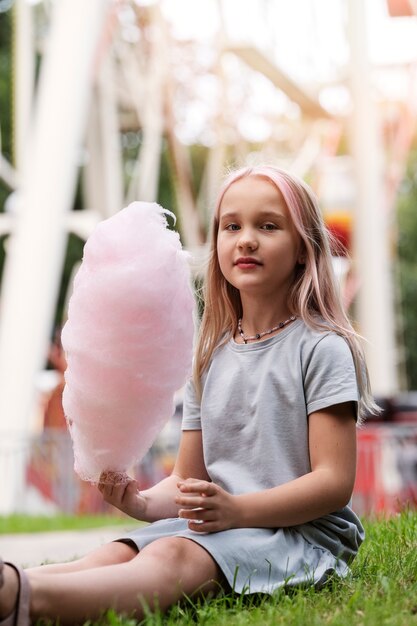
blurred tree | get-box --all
[396,143,417,389]
[157,138,177,218]
[0,8,12,168]
[54,232,85,328]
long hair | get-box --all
[194,165,378,422]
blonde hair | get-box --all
[193,165,378,423]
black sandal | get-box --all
[0,559,30,626]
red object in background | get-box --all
[353,424,417,516]
[354,429,387,516]
[387,0,416,16]
[324,212,351,255]
[326,222,350,255]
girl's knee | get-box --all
[139,537,219,584]
[140,537,190,566]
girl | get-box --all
[0,165,376,625]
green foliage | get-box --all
[396,145,417,388]
[157,140,177,219]
[54,232,85,328]
[189,144,209,200]
[0,8,12,163]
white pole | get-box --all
[84,88,107,217]
[128,7,166,203]
[98,50,124,217]
[13,0,34,172]
[84,45,124,220]
[0,0,109,514]
[348,0,398,397]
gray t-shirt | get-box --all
[120,319,364,594]
[182,318,359,495]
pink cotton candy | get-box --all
[61,202,195,484]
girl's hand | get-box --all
[98,475,147,521]
[175,478,240,533]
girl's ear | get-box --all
[297,247,306,265]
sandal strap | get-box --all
[15,565,30,626]
[2,563,30,626]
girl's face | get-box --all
[217,176,302,301]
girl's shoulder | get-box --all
[295,319,355,370]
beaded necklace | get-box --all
[237,315,296,344]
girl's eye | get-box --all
[226,223,240,231]
[261,223,278,231]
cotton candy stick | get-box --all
[61,202,195,484]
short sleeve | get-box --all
[304,333,359,417]
[181,378,202,430]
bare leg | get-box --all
[23,537,224,625]
[28,540,137,575]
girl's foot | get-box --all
[0,559,30,625]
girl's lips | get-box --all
[236,263,258,269]
[235,258,262,269]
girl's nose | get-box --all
[238,231,258,251]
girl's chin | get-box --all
[233,279,292,299]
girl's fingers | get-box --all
[98,483,114,497]
[99,479,134,502]
[177,480,215,495]
[178,507,215,522]
[175,494,213,509]
[187,520,219,533]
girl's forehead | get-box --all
[219,176,287,214]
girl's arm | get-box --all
[98,429,209,522]
[176,402,357,531]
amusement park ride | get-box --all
[0,0,416,513]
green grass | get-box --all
[0,513,133,534]
[101,511,417,625]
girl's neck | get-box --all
[238,296,293,339]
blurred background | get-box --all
[0,0,417,518]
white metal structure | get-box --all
[0,0,110,513]
[348,0,399,395]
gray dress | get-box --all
[119,320,365,594]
